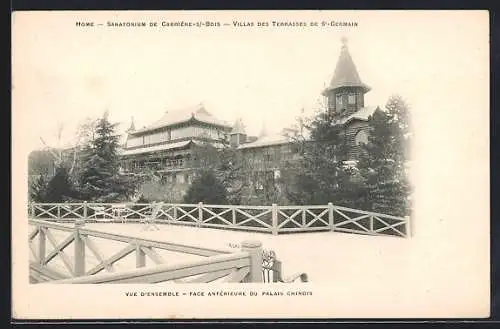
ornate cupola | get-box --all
[126,116,136,133]
[229,118,247,147]
[322,37,371,118]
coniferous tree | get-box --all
[43,166,75,202]
[283,111,365,206]
[77,112,137,202]
[29,173,49,202]
[183,170,228,204]
[217,146,246,204]
[359,95,412,216]
[190,142,246,205]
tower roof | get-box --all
[323,37,371,95]
[131,103,231,135]
[126,116,136,132]
[230,118,246,135]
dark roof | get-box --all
[323,37,371,95]
[337,106,380,125]
[131,103,231,135]
[238,131,292,150]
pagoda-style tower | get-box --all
[322,37,371,118]
[229,118,247,147]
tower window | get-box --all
[336,94,343,105]
[348,94,356,105]
[328,96,335,110]
[355,129,369,145]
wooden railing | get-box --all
[29,219,305,284]
[29,202,411,238]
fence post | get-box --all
[57,204,61,220]
[328,202,334,232]
[83,201,88,220]
[38,226,46,266]
[30,203,35,218]
[241,240,263,283]
[173,205,177,222]
[198,202,203,228]
[232,207,236,226]
[271,204,278,235]
[136,243,146,268]
[405,216,411,238]
[74,219,86,276]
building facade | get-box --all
[120,104,232,183]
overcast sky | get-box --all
[13,11,487,153]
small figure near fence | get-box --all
[262,249,309,283]
[141,202,163,231]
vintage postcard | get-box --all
[12,10,490,319]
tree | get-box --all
[77,111,137,202]
[183,170,228,204]
[283,110,366,206]
[29,173,49,202]
[43,166,75,202]
[190,142,246,204]
[28,150,55,177]
[359,95,412,216]
[217,146,247,204]
[242,146,288,205]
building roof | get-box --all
[238,132,293,150]
[337,106,379,125]
[131,103,232,135]
[119,140,193,156]
[323,37,371,95]
[119,139,227,157]
[238,107,379,150]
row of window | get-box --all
[336,93,357,105]
[132,159,186,169]
[127,126,226,148]
[161,173,191,184]
[328,93,358,108]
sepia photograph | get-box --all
[12,10,489,319]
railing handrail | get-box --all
[29,201,407,220]
[29,219,233,257]
[49,251,251,284]
[29,202,410,238]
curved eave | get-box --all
[341,116,368,125]
[322,83,371,96]
[119,140,194,157]
[129,117,232,136]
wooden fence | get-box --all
[29,219,307,284]
[29,202,411,238]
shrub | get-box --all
[183,170,228,204]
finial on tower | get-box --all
[341,36,348,48]
[127,116,136,132]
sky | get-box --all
[13,10,488,152]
